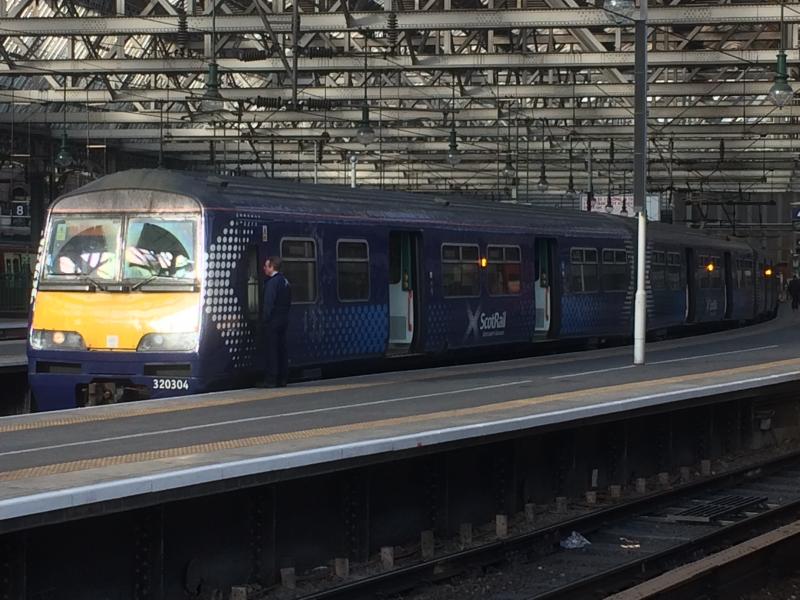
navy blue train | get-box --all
[27,169,778,411]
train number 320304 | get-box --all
[153,378,190,391]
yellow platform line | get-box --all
[6,328,788,433]
[2,358,798,483]
[0,382,374,434]
[2,349,598,433]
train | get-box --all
[26,169,779,412]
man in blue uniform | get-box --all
[262,256,292,387]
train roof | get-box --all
[59,169,750,249]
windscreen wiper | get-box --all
[130,275,159,291]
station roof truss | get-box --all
[1,0,800,196]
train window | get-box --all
[488,246,503,261]
[44,216,122,280]
[441,243,480,297]
[124,218,197,281]
[337,240,370,302]
[246,246,260,320]
[570,247,599,293]
[667,252,682,290]
[281,238,317,303]
[461,246,480,262]
[651,251,666,291]
[697,255,709,289]
[740,258,754,289]
[602,248,628,292]
[487,244,522,296]
[442,245,460,261]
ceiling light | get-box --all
[356,102,376,146]
[447,125,461,166]
[55,131,73,168]
[537,162,549,192]
[503,159,516,179]
[769,50,794,108]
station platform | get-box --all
[0,319,27,372]
[2,309,799,528]
[0,340,26,371]
[0,319,27,340]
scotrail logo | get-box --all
[480,311,507,336]
[465,307,508,341]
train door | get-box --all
[765,262,775,314]
[388,231,420,353]
[723,252,733,319]
[534,238,556,337]
[755,259,765,316]
[685,248,696,322]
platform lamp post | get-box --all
[607,0,649,365]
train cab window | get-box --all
[337,240,370,302]
[441,243,480,297]
[667,252,682,290]
[602,248,629,292]
[44,216,122,281]
[487,245,522,296]
[124,217,197,281]
[570,248,599,293]
[281,238,317,303]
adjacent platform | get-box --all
[1,310,799,527]
[0,319,26,340]
[0,319,27,373]
[0,340,26,371]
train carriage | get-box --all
[27,170,778,411]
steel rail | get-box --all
[292,449,800,600]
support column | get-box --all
[633,0,648,365]
[249,486,277,586]
[132,507,164,600]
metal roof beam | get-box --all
[4,6,799,36]
[2,50,793,74]
[7,104,799,122]
[0,82,780,103]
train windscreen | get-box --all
[43,215,198,288]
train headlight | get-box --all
[136,332,199,352]
[30,329,87,351]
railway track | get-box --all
[606,518,800,599]
[273,449,800,600]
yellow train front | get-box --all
[28,177,209,411]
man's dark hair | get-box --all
[267,256,282,271]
